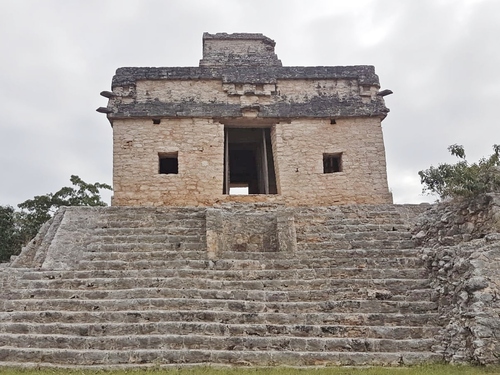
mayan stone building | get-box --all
[2,33,500,368]
[100,33,393,206]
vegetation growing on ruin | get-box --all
[419,144,500,199]
[0,175,111,262]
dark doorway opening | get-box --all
[223,128,277,194]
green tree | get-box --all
[1,175,112,262]
[419,144,500,199]
[0,206,22,262]
[17,175,112,242]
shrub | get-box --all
[419,144,500,199]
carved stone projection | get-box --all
[99,33,393,206]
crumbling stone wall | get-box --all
[414,194,500,364]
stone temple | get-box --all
[102,32,393,207]
[0,33,499,368]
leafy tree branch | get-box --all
[0,175,111,262]
[419,144,500,199]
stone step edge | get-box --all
[0,350,443,368]
[82,250,421,258]
[4,296,430,305]
[71,266,426,275]
[16,277,430,286]
[25,262,426,272]
[3,298,437,312]
[0,342,436,355]
[0,310,442,326]
[82,251,418,258]
[8,286,433,296]
[0,309,440,318]
[0,332,437,346]
[0,321,441,331]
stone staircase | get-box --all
[0,204,443,368]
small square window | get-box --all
[159,152,178,174]
[323,153,342,173]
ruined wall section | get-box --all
[414,194,500,364]
[200,33,282,67]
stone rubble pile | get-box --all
[414,194,500,364]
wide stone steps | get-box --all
[0,310,440,327]
[95,220,205,229]
[0,205,442,367]
[220,249,422,259]
[295,227,415,247]
[3,297,436,314]
[297,223,410,232]
[14,276,431,293]
[88,243,206,252]
[296,230,413,241]
[85,246,419,258]
[93,207,205,217]
[81,252,423,268]
[0,332,436,352]
[297,240,415,250]
[89,235,410,247]
[294,216,407,227]
[0,348,441,367]
[6,286,433,303]
[70,263,425,279]
[92,226,205,235]
[0,321,439,339]
[89,234,206,245]
[18,261,426,281]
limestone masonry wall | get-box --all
[113,118,224,206]
[112,116,391,206]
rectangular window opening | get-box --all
[159,152,178,174]
[323,153,342,173]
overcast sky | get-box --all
[1,0,499,207]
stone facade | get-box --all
[101,33,393,206]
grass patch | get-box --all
[1,365,500,375]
